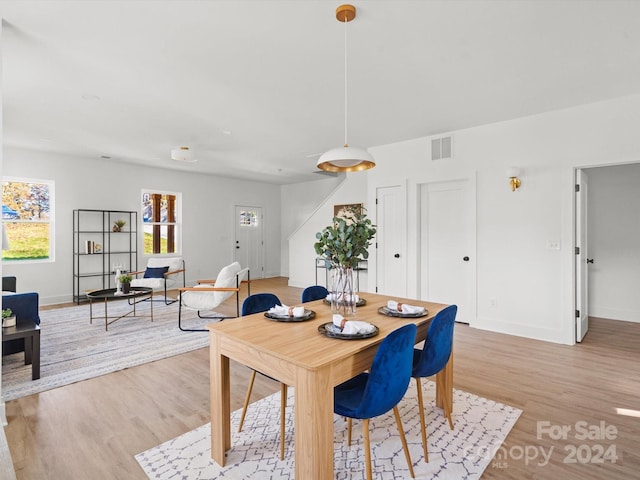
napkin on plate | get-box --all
[332,314,375,335]
[326,293,360,304]
[387,300,425,315]
[269,304,305,317]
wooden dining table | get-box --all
[207,292,451,480]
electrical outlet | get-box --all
[547,240,561,250]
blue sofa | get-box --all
[2,279,41,356]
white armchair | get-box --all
[130,256,186,305]
[178,261,250,331]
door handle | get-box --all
[394,253,400,258]
[236,246,240,249]
[586,258,594,264]
[463,256,469,261]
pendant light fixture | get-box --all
[317,4,375,173]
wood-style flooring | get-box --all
[3,277,640,479]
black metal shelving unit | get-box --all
[73,209,138,304]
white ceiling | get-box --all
[2,0,640,185]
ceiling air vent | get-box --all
[431,135,453,161]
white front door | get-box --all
[419,179,475,324]
[376,186,407,297]
[575,170,589,341]
[234,205,264,279]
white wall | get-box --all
[2,147,282,304]
[287,93,640,344]
[287,172,368,289]
[369,94,640,344]
[280,174,344,277]
[0,18,5,425]
[587,163,640,322]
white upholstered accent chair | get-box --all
[177,261,250,332]
[130,257,186,305]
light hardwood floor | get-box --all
[3,277,640,479]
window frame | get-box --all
[2,176,56,263]
[141,189,182,256]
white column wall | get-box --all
[280,175,344,278]
[287,173,367,289]
[0,17,6,426]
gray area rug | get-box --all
[1,299,216,401]
[136,381,522,480]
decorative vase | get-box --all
[330,264,357,317]
[114,267,123,293]
[122,282,131,294]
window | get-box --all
[239,209,259,227]
[142,190,180,255]
[2,177,54,261]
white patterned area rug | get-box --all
[136,381,522,480]
[1,299,218,401]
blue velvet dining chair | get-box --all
[301,285,329,303]
[238,293,289,460]
[334,323,417,480]
[411,304,457,462]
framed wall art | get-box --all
[333,203,363,220]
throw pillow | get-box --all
[144,266,169,278]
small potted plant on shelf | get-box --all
[2,308,16,328]
[119,274,133,294]
[113,219,126,232]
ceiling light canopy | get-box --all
[171,146,197,163]
[317,4,375,173]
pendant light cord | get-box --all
[344,12,348,147]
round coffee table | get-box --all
[86,287,153,331]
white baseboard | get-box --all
[473,316,573,345]
[589,306,640,323]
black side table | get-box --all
[2,322,41,380]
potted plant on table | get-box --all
[113,220,126,232]
[314,206,376,316]
[2,308,16,328]
[119,274,133,294]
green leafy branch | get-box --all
[314,206,376,268]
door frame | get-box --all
[233,204,265,279]
[417,177,477,325]
[569,160,640,344]
[375,185,407,297]
[368,175,477,325]
[575,169,589,342]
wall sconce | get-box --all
[506,167,522,192]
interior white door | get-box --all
[419,180,474,324]
[575,170,589,341]
[376,186,406,297]
[234,205,264,279]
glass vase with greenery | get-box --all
[314,206,376,316]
